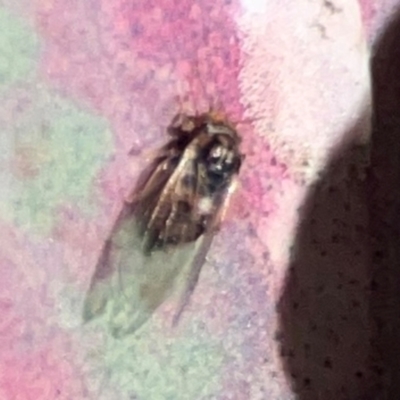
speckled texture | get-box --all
[369,4,400,399]
[0,0,388,399]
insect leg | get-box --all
[172,232,214,327]
[215,178,238,232]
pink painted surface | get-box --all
[1,0,398,399]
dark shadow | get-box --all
[278,117,376,400]
[278,8,400,399]
[368,6,400,400]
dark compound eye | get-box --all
[206,145,235,174]
[207,147,223,170]
[199,134,241,192]
[209,145,224,161]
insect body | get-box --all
[83,112,243,337]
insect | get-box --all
[83,111,244,337]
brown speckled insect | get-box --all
[83,111,243,337]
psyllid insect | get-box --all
[83,111,244,337]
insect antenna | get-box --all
[235,114,264,126]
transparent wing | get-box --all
[82,208,198,337]
[82,156,210,337]
[83,136,235,337]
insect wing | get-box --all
[82,152,208,337]
[171,178,237,325]
[83,207,199,337]
[83,116,241,337]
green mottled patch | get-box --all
[92,326,224,400]
[0,7,39,86]
[0,87,113,234]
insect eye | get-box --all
[205,144,236,177]
[209,146,223,161]
[207,146,224,165]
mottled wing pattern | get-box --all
[83,144,220,337]
[134,146,205,252]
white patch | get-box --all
[239,0,269,15]
[227,178,238,195]
[198,197,213,214]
